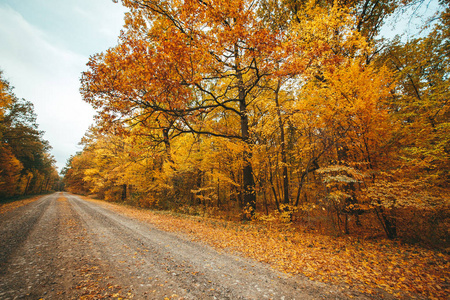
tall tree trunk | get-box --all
[375,206,397,239]
[44,177,50,192]
[239,97,256,213]
[235,43,256,217]
[268,156,280,211]
[24,174,32,195]
[121,184,127,201]
[162,127,172,161]
[274,79,289,205]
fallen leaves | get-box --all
[88,198,449,299]
[0,195,41,214]
[57,195,67,202]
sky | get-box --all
[0,0,439,173]
[0,0,127,172]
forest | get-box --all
[63,0,449,247]
[0,71,60,199]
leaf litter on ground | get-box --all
[0,195,41,214]
[86,197,449,299]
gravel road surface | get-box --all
[0,193,367,299]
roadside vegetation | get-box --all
[0,195,42,214]
[88,197,449,299]
[0,71,60,200]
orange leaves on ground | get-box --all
[90,198,449,299]
[0,196,41,215]
[57,195,67,202]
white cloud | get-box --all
[0,2,126,171]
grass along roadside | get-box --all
[0,195,44,214]
[84,197,449,299]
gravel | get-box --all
[0,193,372,299]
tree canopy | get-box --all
[65,0,449,245]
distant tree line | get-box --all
[0,70,60,199]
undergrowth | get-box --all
[86,197,449,299]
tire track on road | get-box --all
[0,195,52,275]
[0,194,59,299]
[68,193,218,299]
[0,193,363,299]
[68,194,337,300]
[0,193,130,299]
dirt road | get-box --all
[0,193,367,299]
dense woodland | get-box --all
[0,71,60,199]
[64,0,449,247]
